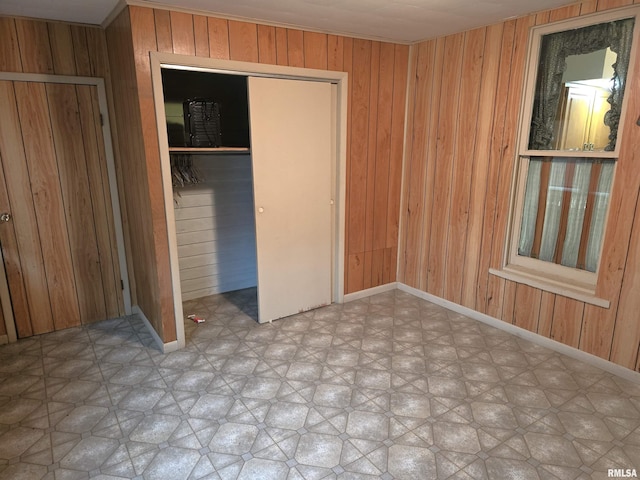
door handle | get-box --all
[0,213,10,223]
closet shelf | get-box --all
[169,147,250,154]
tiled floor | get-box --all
[1,288,639,479]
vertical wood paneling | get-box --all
[327,35,344,71]
[193,15,210,57]
[0,296,5,337]
[78,86,123,318]
[460,23,503,310]
[47,83,107,324]
[363,251,373,290]
[0,81,42,337]
[513,284,542,332]
[416,40,447,293]
[372,43,395,253]
[347,254,364,293]
[386,45,409,275]
[303,32,328,69]
[1,19,124,338]
[444,28,485,304]
[401,0,640,372]
[15,19,54,74]
[343,37,355,291]
[85,27,109,78]
[398,41,436,288]
[536,11,552,25]
[501,280,517,324]
[287,30,304,67]
[106,8,142,311]
[257,25,277,64]
[48,23,76,75]
[594,0,640,366]
[110,7,408,323]
[426,33,464,299]
[608,231,640,369]
[363,41,380,288]
[170,12,195,56]
[0,18,22,71]
[0,169,28,335]
[207,17,230,59]
[371,249,384,286]
[580,0,640,365]
[228,21,258,62]
[128,6,177,342]
[15,81,81,331]
[538,292,556,337]
[475,20,516,315]
[70,26,91,76]
[550,297,584,348]
[488,16,534,317]
[579,0,599,14]
[349,39,373,256]
[346,38,372,292]
[369,43,396,285]
[275,27,288,66]
[154,10,173,53]
[383,247,395,284]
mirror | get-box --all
[527,18,635,152]
[553,48,616,152]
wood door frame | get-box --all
[0,72,133,342]
[150,52,348,349]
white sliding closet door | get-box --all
[248,77,332,323]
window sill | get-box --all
[489,266,610,308]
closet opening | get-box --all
[151,53,348,351]
[161,69,258,320]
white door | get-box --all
[248,77,333,323]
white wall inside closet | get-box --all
[173,154,257,301]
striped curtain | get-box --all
[518,157,613,272]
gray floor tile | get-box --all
[0,288,639,479]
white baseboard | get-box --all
[397,283,640,384]
[132,305,179,354]
[343,282,399,303]
[0,334,7,346]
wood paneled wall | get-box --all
[106,4,410,340]
[0,295,6,338]
[106,9,175,343]
[0,16,109,76]
[0,17,126,330]
[399,0,640,371]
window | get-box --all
[499,8,638,302]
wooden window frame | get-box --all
[491,6,640,308]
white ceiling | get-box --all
[0,0,579,43]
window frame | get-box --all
[497,6,640,306]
